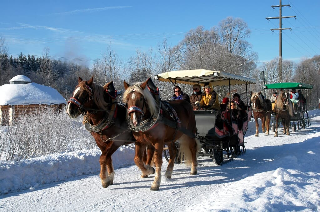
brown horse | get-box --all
[67,77,155,188]
[123,79,200,191]
[251,92,272,136]
[274,90,291,137]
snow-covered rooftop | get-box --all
[0,75,66,105]
[9,75,32,84]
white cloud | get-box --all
[53,6,132,15]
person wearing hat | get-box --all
[190,84,202,110]
[172,85,190,102]
[220,97,230,111]
[199,84,220,110]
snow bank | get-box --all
[0,146,135,194]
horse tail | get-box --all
[179,135,200,166]
[178,102,200,166]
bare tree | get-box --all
[92,47,122,87]
[294,55,320,108]
[218,17,251,57]
[127,49,155,83]
[156,39,181,73]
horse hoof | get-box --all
[255,134,259,137]
[102,181,110,188]
[150,186,160,191]
[190,170,197,175]
[151,167,155,174]
[141,175,148,178]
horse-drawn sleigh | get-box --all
[155,69,256,165]
[264,82,313,134]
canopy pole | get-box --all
[246,83,248,105]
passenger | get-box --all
[172,85,190,103]
[215,97,233,137]
[290,89,299,102]
[298,90,306,111]
[290,89,299,112]
[232,93,246,111]
[270,91,277,103]
[231,93,247,131]
[199,84,220,110]
[220,97,230,111]
[190,84,202,110]
[270,91,278,112]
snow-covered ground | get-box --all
[1,110,320,211]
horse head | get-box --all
[123,79,158,128]
[67,77,115,118]
[251,92,263,110]
[275,91,288,110]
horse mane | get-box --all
[251,92,264,104]
[122,82,158,116]
[91,83,110,110]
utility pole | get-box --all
[266,0,296,82]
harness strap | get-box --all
[160,101,195,138]
[68,97,82,108]
[84,104,118,133]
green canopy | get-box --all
[264,82,313,90]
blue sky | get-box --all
[0,0,319,67]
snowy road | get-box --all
[1,111,320,211]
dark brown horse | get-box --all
[251,92,272,136]
[67,77,155,188]
[274,90,291,137]
[123,79,200,191]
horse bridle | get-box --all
[68,84,113,114]
[127,90,146,117]
[251,94,260,108]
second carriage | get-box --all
[264,82,313,132]
[155,69,256,165]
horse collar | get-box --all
[84,104,118,133]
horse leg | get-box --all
[286,118,290,135]
[151,142,163,191]
[99,153,110,188]
[165,142,177,179]
[274,116,278,137]
[135,143,155,178]
[255,117,259,137]
[103,144,121,187]
[145,144,155,167]
[265,114,270,135]
[261,116,266,133]
[189,137,199,175]
[282,118,286,134]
